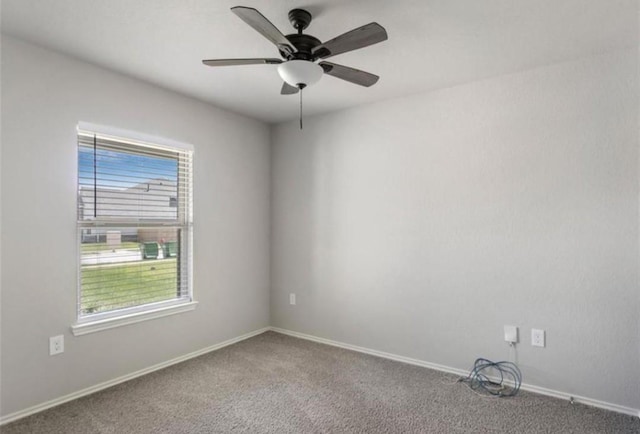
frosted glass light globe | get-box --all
[277,60,323,88]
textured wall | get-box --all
[271,49,640,409]
[1,36,271,416]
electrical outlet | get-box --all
[289,293,296,305]
[532,329,545,347]
[49,335,64,356]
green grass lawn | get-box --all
[81,242,141,254]
[81,258,178,314]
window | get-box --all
[75,126,193,332]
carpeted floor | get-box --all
[3,331,639,433]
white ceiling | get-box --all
[2,0,637,123]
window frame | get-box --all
[72,122,195,335]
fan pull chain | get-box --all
[299,86,303,130]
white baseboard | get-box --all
[0,327,270,426]
[269,327,640,419]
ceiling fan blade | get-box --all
[202,58,283,67]
[281,82,299,95]
[313,23,387,59]
[319,62,379,87]
[231,6,297,55]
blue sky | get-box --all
[79,147,178,190]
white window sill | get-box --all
[71,301,198,336]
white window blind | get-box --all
[77,129,193,322]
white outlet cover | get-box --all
[49,335,64,356]
[532,329,545,347]
[289,293,296,305]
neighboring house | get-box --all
[79,178,178,243]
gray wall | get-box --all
[0,36,271,416]
[271,49,640,409]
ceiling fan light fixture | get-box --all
[277,60,323,88]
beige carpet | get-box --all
[3,331,639,433]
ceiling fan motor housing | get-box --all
[280,34,321,60]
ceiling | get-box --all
[2,0,637,123]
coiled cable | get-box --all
[459,358,522,397]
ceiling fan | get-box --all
[202,6,388,126]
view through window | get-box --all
[77,129,193,321]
